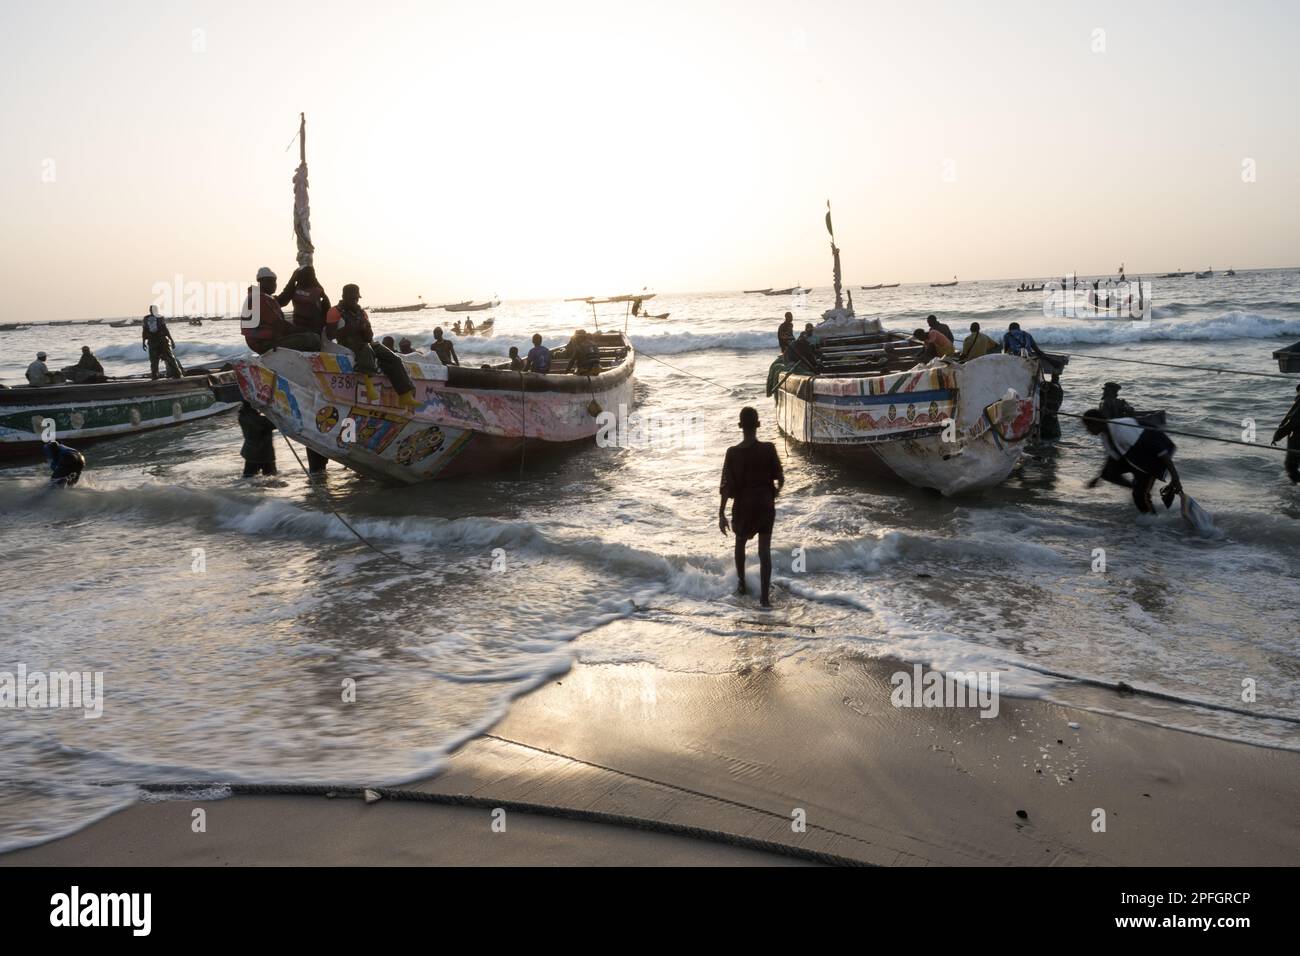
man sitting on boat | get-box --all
[912,327,955,362]
[26,352,62,386]
[525,333,551,373]
[280,265,331,337]
[565,329,602,375]
[142,307,183,380]
[43,441,85,488]
[325,283,418,408]
[957,322,999,361]
[1001,322,1048,360]
[428,328,459,366]
[508,346,525,371]
[789,325,820,371]
[927,314,955,343]
[241,267,322,355]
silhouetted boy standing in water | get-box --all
[719,406,784,607]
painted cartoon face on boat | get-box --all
[316,405,340,433]
[395,426,445,466]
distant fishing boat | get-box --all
[450,317,495,337]
[0,363,240,460]
[764,286,800,296]
[743,288,772,294]
[930,277,958,287]
[1226,268,1237,276]
[1160,270,1191,278]
[1195,268,1214,279]
[444,298,499,312]
[879,283,899,288]
[371,299,427,314]
[860,283,883,290]
[770,206,1062,495]
[108,318,143,328]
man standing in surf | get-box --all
[719,406,785,608]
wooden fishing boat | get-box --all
[764,287,800,296]
[860,284,883,290]
[451,317,495,337]
[1274,340,1300,374]
[0,362,240,461]
[879,283,900,288]
[444,298,499,312]
[770,206,1059,495]
[929,279,958,287]
[743,288,772,294]
[772,316,1051,495]
[231,332,635,482]
[371,302,427,314]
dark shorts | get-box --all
[731,492,776,542]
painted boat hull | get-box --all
[0,372,239,461]
[775,352,1039,496]
[231,338,635,483]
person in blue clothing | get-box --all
[43,441,85,487]
[525,333,551,373]
[1002,321,1048,359]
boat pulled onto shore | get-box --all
[232,331,635,482]
[770,312,1051,495]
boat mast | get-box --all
[826,200,843,312]
[293,112,314,268]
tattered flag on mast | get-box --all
[827,200,843,312]
[292,112,314,268]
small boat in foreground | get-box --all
[0,362,240,461]
[233,333,635,482]
[1274,340,1300,374]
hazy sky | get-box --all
[2,0,1298,319]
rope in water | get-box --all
[1059,350,1296,380]
[279,434,424,571]
[1055,409,1293,453]
[117,779,868,866]
[636,346,736,392]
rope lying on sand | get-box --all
[121,779,870,867]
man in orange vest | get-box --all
[241,267,320,354]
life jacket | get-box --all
[326,304,372,348]
[291,284,327,333]
[241,291,284,342]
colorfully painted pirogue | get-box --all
[231,331,635,481]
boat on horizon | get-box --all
[1195,268,1214,278]
[0,362,240,460]
[764,286,802,295]
[743,287,772,294]
[929,276,958,287]
[444,298,500,312]
[371,299,427,314]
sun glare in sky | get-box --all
[2,0,1297,318]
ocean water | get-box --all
[2,270,1299,850]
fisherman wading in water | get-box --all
[719,406,784,608]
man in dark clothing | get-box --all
[719,406,785,608]
[242,267,321,353]
[525,333,551,373]
[43,441,85,487]
[508,346,525,370]
[278,266,331,337]
[67,346,107,384]
[1039,373,1064,441]
[777,311,795,359]
[1082,409,1182,513]
[565,329,601,374]
[428,327,459,366]
[927,314,954,343]
[792,328,820,371]
[238,401,277,477]
[1098,381,1136,419]
[142,308,183,380]
[326,284,417,408]
[1272,384,1300,483]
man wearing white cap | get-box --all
[241,267,320,354]
[26,352,56,386]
